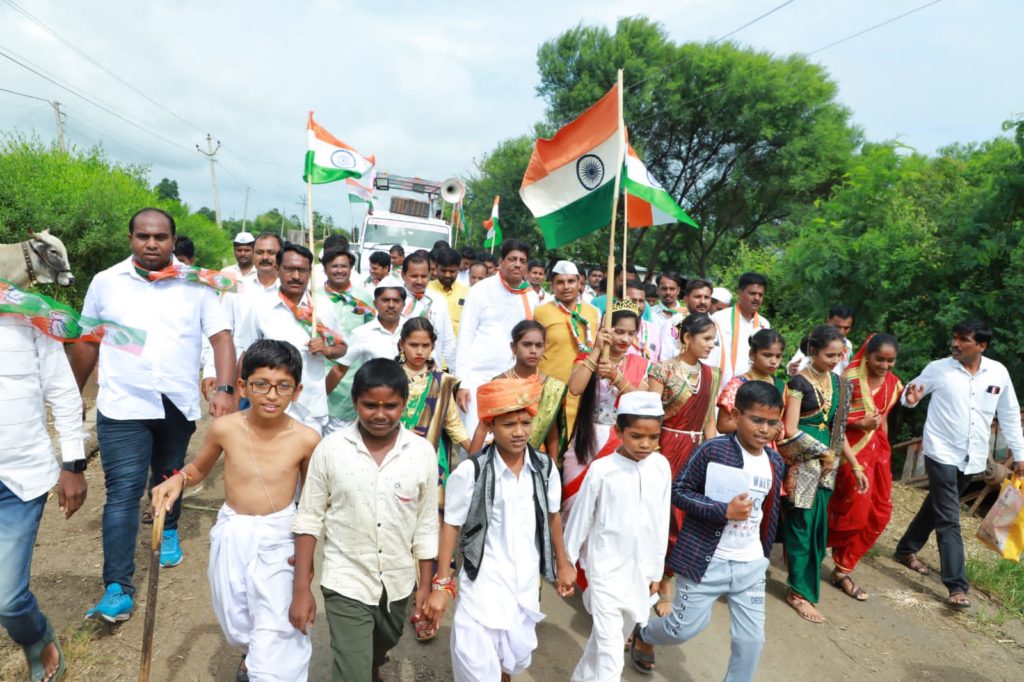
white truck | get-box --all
[353,210,451,274]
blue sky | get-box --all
[1,0,1021,231]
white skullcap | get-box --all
[374,275,405,292]
[711,287,732,305]
[617,391,664,418]
[551,260,579,276]
[233,231,255,245]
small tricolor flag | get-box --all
[624,145,698,229]
[519,84,621,248]
[304,112,375,185]
[347,170,376,206]
[483,196,502,248]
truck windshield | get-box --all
[362,222,446,250]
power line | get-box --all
[0,44,195,156]
[806,0,943,55]
[0,86,50,103]
[0,0,204,133]
[629,0,796,92]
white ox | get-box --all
[0,230,75,288]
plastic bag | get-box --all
[976,476,1024,562]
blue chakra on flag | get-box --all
[330,149,357,169]
[576,154,604,191]
[646,168,665,189]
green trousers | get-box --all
[782,487,832,604]
[322,586,410,681]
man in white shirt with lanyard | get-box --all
[895,319,1024,610]
[245,243,347,436]
[708,272,771,388]
[455,239,539,436]
[69,207,237,623]
[0,313,87,680]
[401,251,456,371]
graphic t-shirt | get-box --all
[713,446,773,562]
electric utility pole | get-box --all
[51,101,65,152]
[241,186,251,231]
[196,134,222,229]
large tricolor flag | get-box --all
[483,196,501,248]
[304,112,375,185]
[519,84,621,248]
[623,144,698,229]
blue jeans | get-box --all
[642,556,769,682]
[0,481,48,646]
[97,395,195,596]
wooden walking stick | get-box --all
[138,511,165,682]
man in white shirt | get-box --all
[69,207,236,623]
[291,359,438,682]
[657,278,713,361]
[246,244,347,435]
[0,315,87,680]
[328,277,406,433]
[456,247,476,288]
[895,320,1024,609]
[527,260,550,305]
[708,272,771,388]
[401,252,456,371]
[787,305,855,376]
[710,286,732,314]
[455,239,539,435]
[221,231,258,288]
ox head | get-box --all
[28,229,75,286]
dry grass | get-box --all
[0,622,118,682]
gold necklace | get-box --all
[746,369,774,383]
[678,358,702,393]
[805,366,833,420]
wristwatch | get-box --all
[62,459,87,473]
[215,384,235,395]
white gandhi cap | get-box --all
[711,287,732,304]
[617,391,664,418]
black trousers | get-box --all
[896,457,971,594]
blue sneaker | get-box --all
[85,584,133,622]
[160,529,183,568]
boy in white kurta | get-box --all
[563,391,672,682]
[423,377,576,681]
[150,340,320,681]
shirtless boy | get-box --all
[151,339,320,681]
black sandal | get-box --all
[236,655,249,682]
[831,571,869,601]
[629,624,655,674]
[23,620,65,682]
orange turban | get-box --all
[476,375,543,421]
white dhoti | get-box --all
[208,504,311,682]
[450,603,542,682]
[457,375,487,439]
[571,588,634,682]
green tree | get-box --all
[154,177,180,202]
[535,17,861,275]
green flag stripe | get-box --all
[303,150,360,185]
[622,174,699,228]
[537,181,616,248]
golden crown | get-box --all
[610,298,640,315]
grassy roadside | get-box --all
[967,555,1024,620]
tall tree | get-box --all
[154,177,180,202]
[535,17,861,275]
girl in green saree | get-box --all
[779,325,866,624]
[468,320,568,457]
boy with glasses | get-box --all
[150,339,320,681]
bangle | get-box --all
[174,468,192,487]
[849,463,865,472]
[582,358,597,372]
[431,575,457,600]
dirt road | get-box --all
[3,412,1023,681]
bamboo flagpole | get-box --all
[622,190,629,302]
[602,69,627,360]
[306,174,318,337]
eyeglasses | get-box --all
[280,266,311,276]
[248,381,296,396]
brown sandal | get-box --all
[831,571,869,601]
[786,590,826,624]
[947,592,971,611]
[894,552,931,575]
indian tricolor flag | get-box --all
[346,170,376,206]
[304,112,375,185]
[483,196,501,248]
[624,144,698,229]
[520,84,621,248]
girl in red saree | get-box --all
[827,333,902,601]
[646,313,720,615]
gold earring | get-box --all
[680,342,689,354]
[399,350,406,363]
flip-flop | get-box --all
[23,620,65,682]
[410,609,438,642]
[831,572,869,601]
[629,624,655,674]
